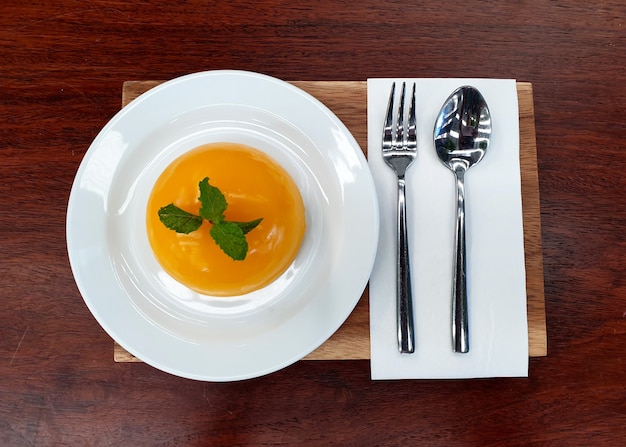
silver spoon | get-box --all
[433,86,491,353]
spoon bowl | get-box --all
[434,86,491,170]
[433,85,491,353]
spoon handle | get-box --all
[396,177,415,353]
[453,168,469,353]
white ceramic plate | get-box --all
[66,70,379,381]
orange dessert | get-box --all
[146,142,306,296]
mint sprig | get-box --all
[157,177,262,261]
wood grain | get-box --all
[114,80,546,362]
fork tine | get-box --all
[407,82,417,146]
[382,82,396,150]
[395,82,406,146]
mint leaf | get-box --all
[198,177,227,222]
[158,177,263,261]
[232,218,263,235]
[158,204,203,234]
[209,221,248,261]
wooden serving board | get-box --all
[114,80,546,362]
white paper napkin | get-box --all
[368,78,528,379]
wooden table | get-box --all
[2,1,625,445]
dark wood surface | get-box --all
[1,1,625,445]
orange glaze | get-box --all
[146,142,306,296]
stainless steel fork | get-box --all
[382,81,417,354]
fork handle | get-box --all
[452,167,469,353]
[396,177,415,353]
